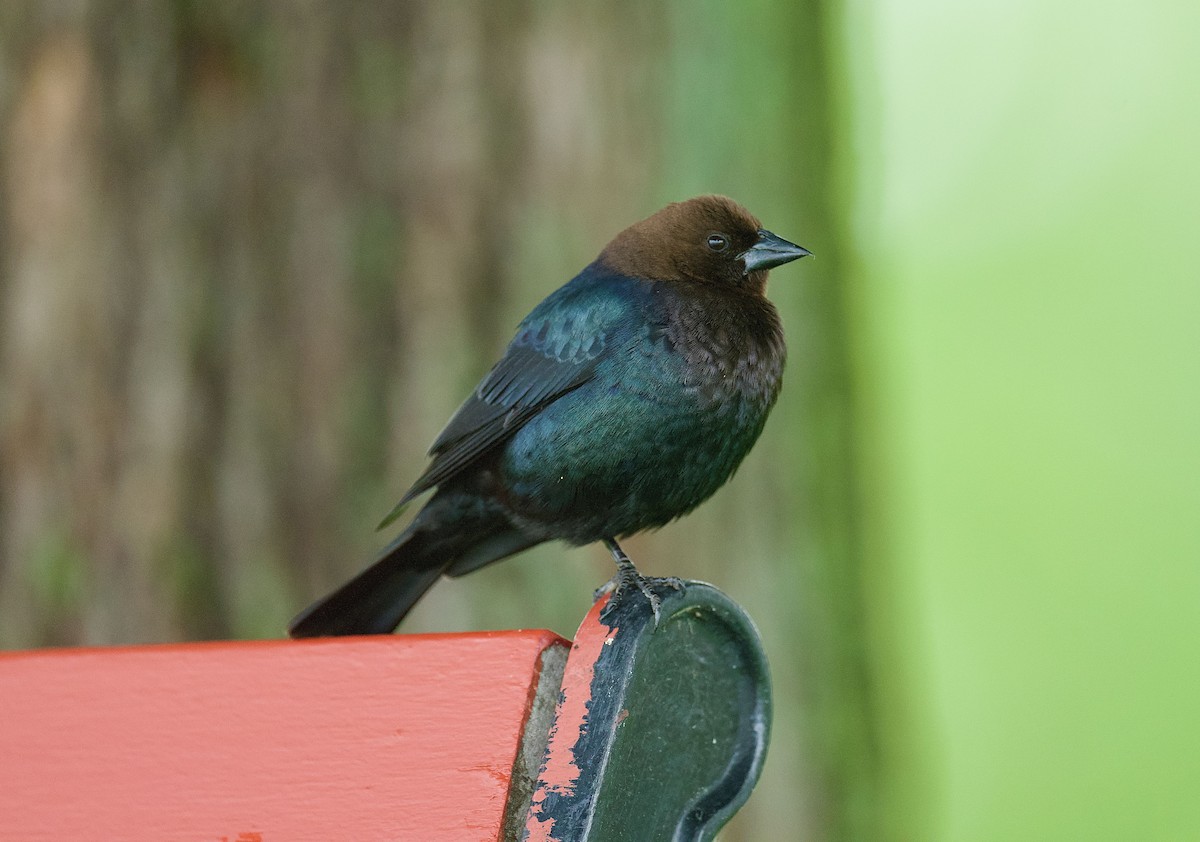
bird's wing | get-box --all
[380,268,638,526]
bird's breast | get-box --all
[653,287,786,412]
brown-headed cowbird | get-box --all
[289,195,809,637]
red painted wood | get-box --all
[0,631,567,842]
[525,596,613,842]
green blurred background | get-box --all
[1,2,1196,840]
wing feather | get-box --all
[381,267,642,524]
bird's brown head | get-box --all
[599,195,810,293]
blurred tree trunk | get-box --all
[0,2,877,839]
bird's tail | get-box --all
[287,493,537,638]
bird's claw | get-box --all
[596,557,683,626]
[658,576,686,592]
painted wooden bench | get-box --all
[0,581,770,842]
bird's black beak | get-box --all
[739,229,812,274]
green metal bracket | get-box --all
[522,580,772,842]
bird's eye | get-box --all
[707,233,729,252]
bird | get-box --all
[288,195,810,638]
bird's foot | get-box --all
[596,538,682,625]
[657,575,686,593]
